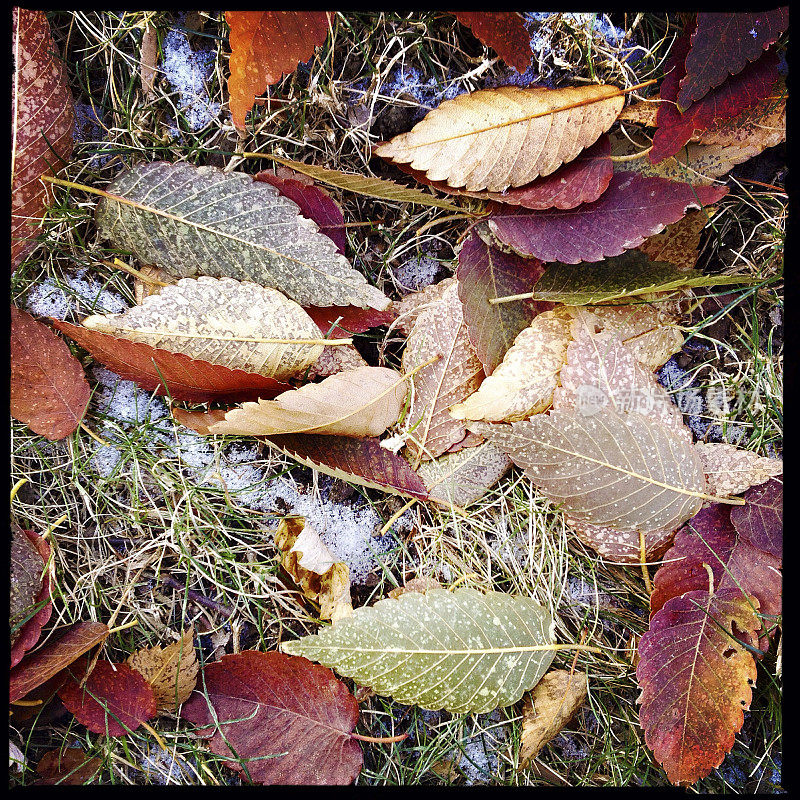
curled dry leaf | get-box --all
[181,651,363,785]
[12,8,74,269]
[637,209,710,272]
[387,576,442,600]
[375,84,624,192]
[696,442,783,497]
[518,669,588,769]
[94,162,389,310]
[275,518,353,623]
[11,307,90,440]
[126,628,198,712]
[730,477,782,559]
[139,22,159,99]
[80,277,324,381]
[452,12,533,72]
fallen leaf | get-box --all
[133,265,172,305]
[139,21,159,99]
[637,589,761,785]
[12,8,74,269]
[391,276,458,335]
[58,660,157,737]
[94,161,389,310]
[227,11,330,128]
[304,305,397,337]
[282,587,555,714]
[677,10,789,110]
[617,98,660,126]
[730,477,782,559]
[637,209,711,272]
[35,749,102,786]
[487,173,727,263]
[696,442,783,497]
[11,307,90,440]
[182,651,363,784]
[452,12,533,72]
[518,669,588,769]
[126,628,198,711]
[375,84,624,192]
[565,516,676,564]
[305,343,368,380]
[387,577,442,599]
[275,518,353,623]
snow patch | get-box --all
[25,270,128,320]
[393,252,442,292]
[452,712,509,785]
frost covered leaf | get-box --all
[94,162,389,310]
[126,628,198,712]
[12,8,74,269]
[80,277,324,381]
[207,366,407,437]
[58,661,157,737]
[402,281,484,462]
[637,210,710,272]
[456,226,549,374]
[392,276,458,335]
[182,651,363,785]
[55,320,292,403]
[9,622,110,703]
[487,173,727,263]
[450,307,572,422]
[730,478,782,559]
[677,10,789,111]
[11,307,90,441]
[282,587,556,714]
[478,409,706,532]
[452,12,533,72]
[275,518,353,623]
[518,669,588,769]
[696,443,783,497]
[226,11,330,129]
[637,589,761,785]
[375,84,624,192]
[35,749,102,786]
[415,442,512,508]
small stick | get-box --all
[639,530,653,597]
[162,575,235,618]
[107,618,139,636]
[104,258,171,286]
[80,421,112,447]
[350,732,409,744]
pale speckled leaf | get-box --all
[565,515,676,564]
[476,409,706,532]
[696,443,783,498]
[637,210,711,272]
[450,307,573,423]
[81,277,323,380]
[391,277,457,336]
[305,343,367,380]
[281,587,555,714]
[94,161,389,309]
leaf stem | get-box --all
[489,291,536,305]
[104,258,171,287]
[10,478,28,504]
[350,732,409,744]
[107,618,139,636]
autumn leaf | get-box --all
[637,589,761,785]
[637,209,711,272]
[391,276,458,335]
[452,12,533,72]
[182,651,363,785]
[94,162,389,310]
[11,307,90,440]
[375,84,624,192]
[387,576,442,599]
[282,587,556,714]
[227,11,330,129]
[565,516,676,564]
[35,749,102,786]
[305,342,368,381]
[696,442,783,497]
[12,8,74,269]
[730,477,782,559]
[677,10,789,111]
[487,173,727,263]
[304,304,397,337]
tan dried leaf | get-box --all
[139,22,159,98]
[387,577,442,600]
[208,366,407,437]
[519,670,588,769]
[81,277,323,380]
[391,277,458,336]
[637,209,712,273]
[126,628,198,712]
[305,343,368,380]
[449,307,573,422]
[566,516,676,563]
[133,265,173,305]
[375,84,625,192]
[617,99,660,126]
[696,443,783,498]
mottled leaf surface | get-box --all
[391,277,458,335]
[283,587,555,714]
[565,516,676,564]
[453,12,533,72]
[696,443,782,497]
[10,527,52,667]
[730,478,782,558]
[637,210,710,272]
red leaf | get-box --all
[35,749,102,786]
[452,12,533,73]
[487,173,727,263]
[650,31,779,163]
[637,589,761,785]
[730,477,782,559]
[53,320,292,403]
[677,10,789,111]
[304,305,397,337]
[227,11,329,129]
[10,528,52,668]
[10,307,90,440]
[58,660,157,737]
[10,622,110,703]
[11,8,74,269]
[256,169,347,255]
[456,227,549,374]
[182,651,363,785]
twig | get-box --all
[162,576,235,618]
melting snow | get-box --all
[25,270,128,320]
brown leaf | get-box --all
[391,276,458,336]
[452,12,533,73]
[12,8,74,269]
[305,343,368,381]
[35,749,102,786]
[565,516,676,564]
[617,99,660,126]
[181,651,363,784]
[518,669,588,768]
[139,21,159,98]
[126,628,198,712]
[730,477,782,559]
[637,209,711,272]
[387,577,442,600]
[696,442,783,497]
[11,307,90,440]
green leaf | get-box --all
[281,587,556,714]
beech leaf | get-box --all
[730,478,782,559]
[181,651,363,785]
[282,587,556,714]
[11,307,90,440]
[696,443,782,498]
[94,162,389,310]
[10,527,52,667]
[452,12,533,72]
